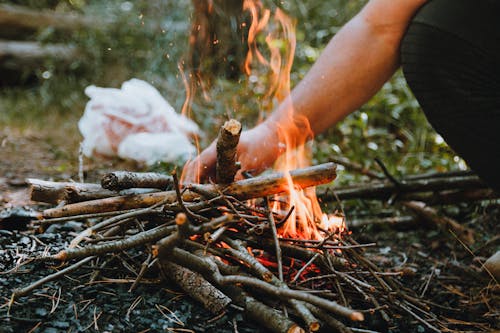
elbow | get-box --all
[356,0,426,48]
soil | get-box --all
[0,127,499,333]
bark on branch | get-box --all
[318,174,489,202]
[28,179,116,204]
[101,171,173,191]
[42,163,337,218]
[216,119,242,184]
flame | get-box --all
[243,1,345,240]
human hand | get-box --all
[182,122,284,183]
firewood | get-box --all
[101,171,173,191]
[42,163,337,218]
[318,174,489,202]
[28,179,116,204]
[216,119,242,183]
[158,260,231,314]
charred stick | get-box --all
[43,163,336,218]
[101,171,173,191]
[158,260,231,314]
[216,119,242,184]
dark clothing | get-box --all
[401,0,500,191]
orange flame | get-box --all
[243,0,345,240]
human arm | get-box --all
[184,0,427,183]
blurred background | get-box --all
[0,0,462,182]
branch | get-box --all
[43,163,337,218]
[216,119,242,184]
[101,171,173,191]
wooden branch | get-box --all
[42,163,337,218]
[101,171,173,191]
[318,174,488,202]
[243,295,304,333]
[403,201,475,245]
[348,216,417,229]
[0,4,103,31]
[51,224,176,261]
[11,256,95,302]
[28,179,116,204]
[0,40,78,65]
[158,260,231,314]
[168,248,363,321]
[398,188,499,205]
[216,119,242,184]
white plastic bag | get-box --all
[78,78,200,165]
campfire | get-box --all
[4,1,496,332]
[12,145,449,332]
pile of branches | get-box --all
[10,121,495,332]
[10,159,448,333]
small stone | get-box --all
[35,307,48,317]
[19,236,30,245]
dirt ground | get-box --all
[0,126,499,332]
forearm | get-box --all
[263,0,426,137]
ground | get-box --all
[0,124,499,333]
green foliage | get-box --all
[0,0,461,179]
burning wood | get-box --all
[39,162,337,218]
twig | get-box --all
[51,223,175,261]
[69,199,168,248]
[172,169,209,223]
[267,198,284,282]
[11,256,95,302]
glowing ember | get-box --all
[243,1,344,240]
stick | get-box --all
[50,224,176,261]
[11,256,94,301]
[158,260,231,314]
[169,248,363,321]
[216,119,242,183]
[101,171,173,191]
[42,163,337,218]
[318,174,487,202]
[28,179,116,204]
[221,239,319,331]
